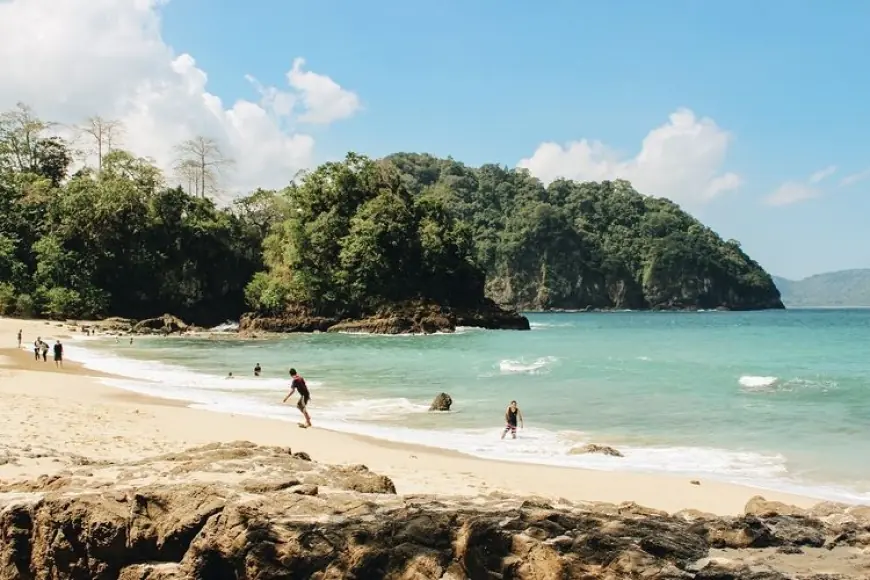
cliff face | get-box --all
[1,441,869,579]
[388,153,784,312]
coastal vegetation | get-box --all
[0,103,782,329]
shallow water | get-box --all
[68,309,870,503]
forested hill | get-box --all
[774,270,870,307]
[0,103,781,325]
[385,153,783,311]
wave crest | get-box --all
[499,356,558,374]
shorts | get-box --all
[54,354,62,361]
[504,422,517,434]
[297,397,309,411]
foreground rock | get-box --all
[1,442,869,579]
[240,299,531,335]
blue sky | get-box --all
[154,1,870,279]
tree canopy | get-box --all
[0,104,261,324]
[0,104,782,326]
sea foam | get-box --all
[498,356,557,374]
[738,375,779,390]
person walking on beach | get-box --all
[53,340,63,367]
[501,400,524,440]
[40,340,48,362]
[33,337,41,360]
[17,329,22,348]
[283,368,312,428]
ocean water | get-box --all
[66,309,870,504]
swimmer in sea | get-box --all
[501,400,523,439]
[282,368,312,428]
[254,363,261,377]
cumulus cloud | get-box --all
[517,108,742,205]
[0,0,361,198]
[765,166,837,207]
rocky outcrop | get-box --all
[569,443,624,457]
[132,313,189,335]
[93,316,136,334]
[240,300,530,335]
[429,392,453,411]
[1,442,869,580]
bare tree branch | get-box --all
[77,116,124,172]
[173,136,234,198]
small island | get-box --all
[0,105,782,332]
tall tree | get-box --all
[0,102,51,175]
[172,136,233,198]
[78,116,124,172]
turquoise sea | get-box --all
[67,309,870,503]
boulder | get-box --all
[744,495,807,517]
[429,392,453,411]
[568,443,624,457]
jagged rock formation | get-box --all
[1,442,868,579]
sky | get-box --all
[1,0,869,279]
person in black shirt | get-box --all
[501,400,524,439]
[254,363,262,377]
[283,368,312,428]
[53,340,63,367]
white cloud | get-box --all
[809,165,837,184]
[0,0,361,198]
[287,58,362,124]
[765,183,820,207]
[517,108,742,205]
[840,169,870,187]
[764,166,836,207]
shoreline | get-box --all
[0,316,860,515]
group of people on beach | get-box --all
[232,359,519,438]
[17,326,517,438]
[18,330,64,367]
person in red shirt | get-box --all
[283,368,312,428]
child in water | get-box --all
[501,400,524,439]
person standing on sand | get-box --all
[17,329,22,348]
[501,400,524,440]
[283,368,312,428]
[53,340,63,367]
[40,340,48,362]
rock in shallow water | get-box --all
[429,392,453,411]
[1,442,869,579]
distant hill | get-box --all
[773,269,870,307]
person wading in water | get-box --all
[283,368,312,428]
[501,400,524,439]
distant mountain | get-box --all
[773,269,870,307]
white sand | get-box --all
[0,316,826,515]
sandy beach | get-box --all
[0,316,832,516]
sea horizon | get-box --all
[61,308,870,506]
